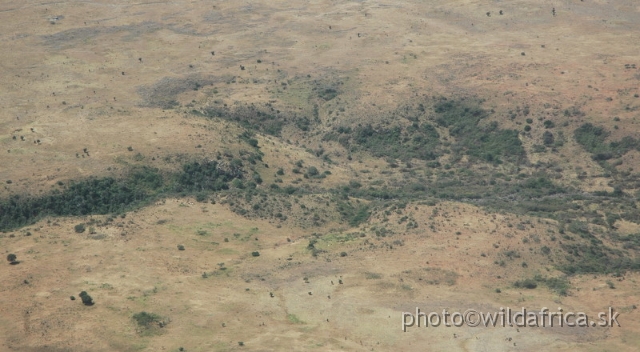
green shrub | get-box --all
[133,311,161,327]
[574,123,608,153]
[74,223,85,233]
[513,279,537,289]
[336,201,370,227]
[79,291,94,306]
[307,166,319,177]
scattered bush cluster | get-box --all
[574,123,639,161]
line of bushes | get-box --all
[0,161,242,231]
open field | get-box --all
[1,0,640,351]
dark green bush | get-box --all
[0,161,242,231]
[307,166,319,177]
[79,291,94,306]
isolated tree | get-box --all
[79,291,94,306]
[7,254,17,264]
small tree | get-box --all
[7,254,17,264]
[74,223,85,233]
[79,291,94,306]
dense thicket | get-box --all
[0,162,240,231]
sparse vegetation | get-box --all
[513,278,537,289]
